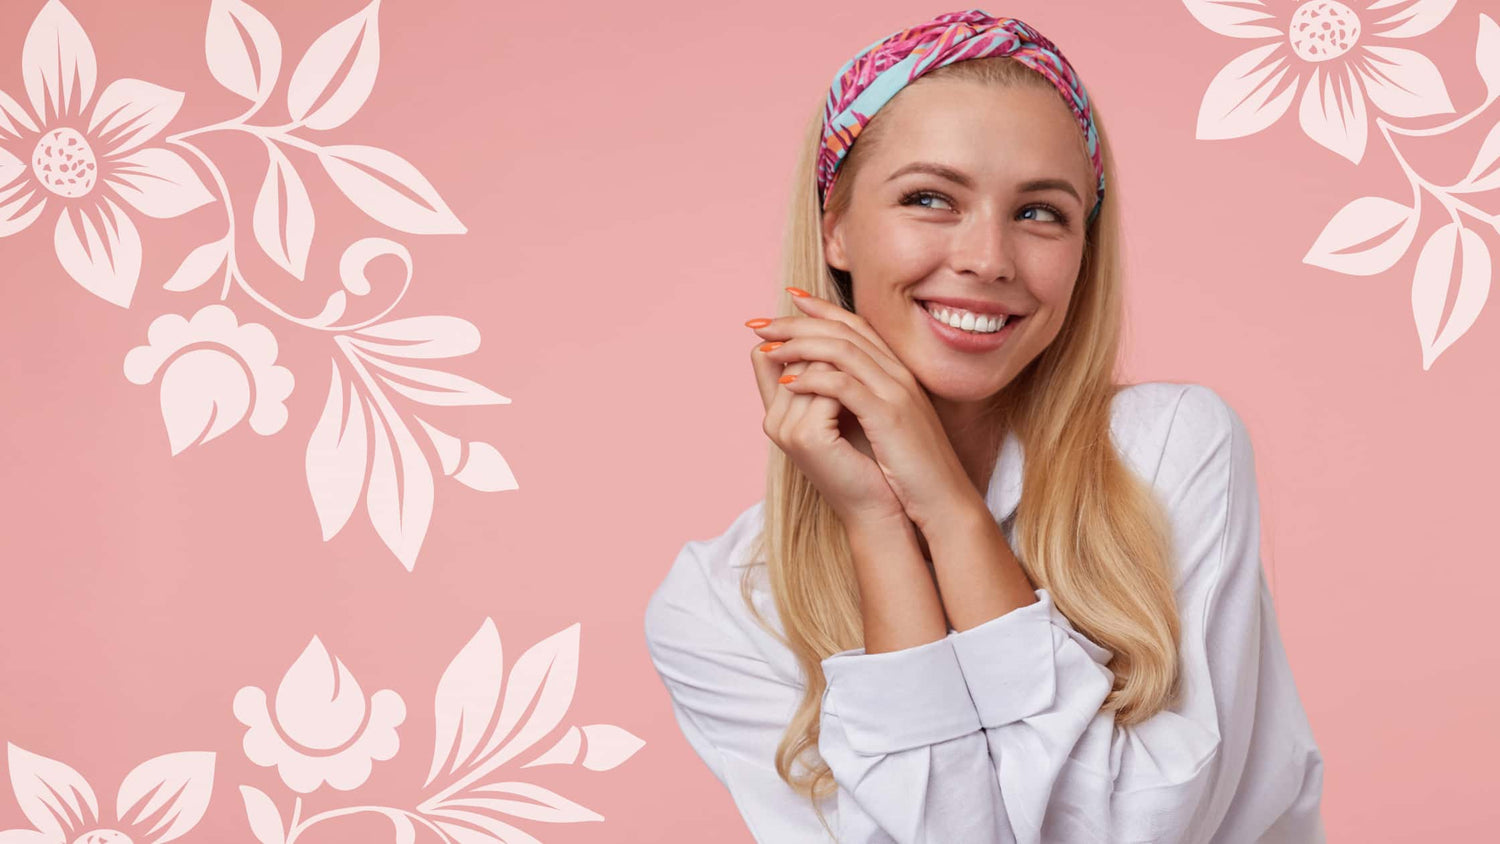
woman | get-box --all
[644,9,1325,843]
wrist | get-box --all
[910,487,991,535]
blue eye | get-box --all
[899,190,954,211]
[899,190,1072,227]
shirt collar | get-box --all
[732,430,1023,569]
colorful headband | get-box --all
[817,9,1104,224]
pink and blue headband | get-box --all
[817,9,1105,224]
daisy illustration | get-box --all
[0,0,214,308]
[1189,0,1458,163]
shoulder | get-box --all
[644,500,796,678]
[1109,381,1245,492]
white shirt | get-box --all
[644,382,1326,843]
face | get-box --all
[821,77,1094,414]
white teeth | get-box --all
[923,302,1008,334]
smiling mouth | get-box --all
[915,299,1025,334]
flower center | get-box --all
[1288,1,1361,63]
[71,831,132,844]
[32,127,98,198]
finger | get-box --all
[786,289,904,364]
[777,361,887,432]
[760,335,902,406]
[763,358,812,447]
[753,310,913,388]
[783,361,840,436]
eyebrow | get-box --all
[885,161,1082,203]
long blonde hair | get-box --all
[738,56,1182,834]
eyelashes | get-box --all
[898,189,1072,227]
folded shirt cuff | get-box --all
[821,634,981,755]
[948,587,1060,727]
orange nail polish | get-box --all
[745,317,772,328]
[778,374,797,384]
[785,286,810,297]
[759,342,784,352]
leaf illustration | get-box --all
[1303,195,1418,276]
[472,624,580,769]
[1455,119,1500,193]
[206,0,282,104]
[366,391,435,570]
[1412,222,1490,369]
[319,143,466,235]
[433,810,543,844]
[427,618,507,788]
[578,724,645,772]
[1370,0,1458,39]
[437,781,604,824]
[359,353,510,407]
[116,751,215,843]
[306,360,368,540]
[164,238,228,293]
[350,316,482,359]
[1479,14,1500,104]
[6,743,98,839]
[253,139,315,280]
[287,0,381,131]
[239,785,285,844]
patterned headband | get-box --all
[817,9,1104,225]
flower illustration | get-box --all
[1190,0,1457,163]
[233,636,406,794]
[122,304,295,455]
[0,743,214,844]
[0,0,214,308]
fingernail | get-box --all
[785,287,810,297]
[759,342,784,352]
[778,374,797,383]
[745,317,772,328]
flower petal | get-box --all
[1367,0,1458,39]
[0,88,40,140]
[0,183,46,238]
[106,147,215,219]
[1297,66,1368,164]
[88,78,185,155]
[21,0,96,123]
[1355,45,1455,119]
[1181,0,1282,39]
[53,196,141,307]
[1196,42,1298,140]
[7,743,99,840]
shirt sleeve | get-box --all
[845,383,1321,843]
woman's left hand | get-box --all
[753,288,985,532]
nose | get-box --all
[949,209,1015,282]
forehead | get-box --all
[866,78,1092,187]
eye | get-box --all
[1020,203,1071,227]
[899,189,954,211]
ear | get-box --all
[821,207,850,272]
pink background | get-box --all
[1,0,1496,841]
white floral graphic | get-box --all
[235,621,645,843]
[122,305,295,455]
[0,0,215,307]
[1186,1,1500,368]
[234,636,406,794]
[0,744,215,843]
[0,0,518,570]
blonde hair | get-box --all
[738,56,1182,835]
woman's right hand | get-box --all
[751,339,906,527]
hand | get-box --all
[750,306,905,528]
[750,288,983,532]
